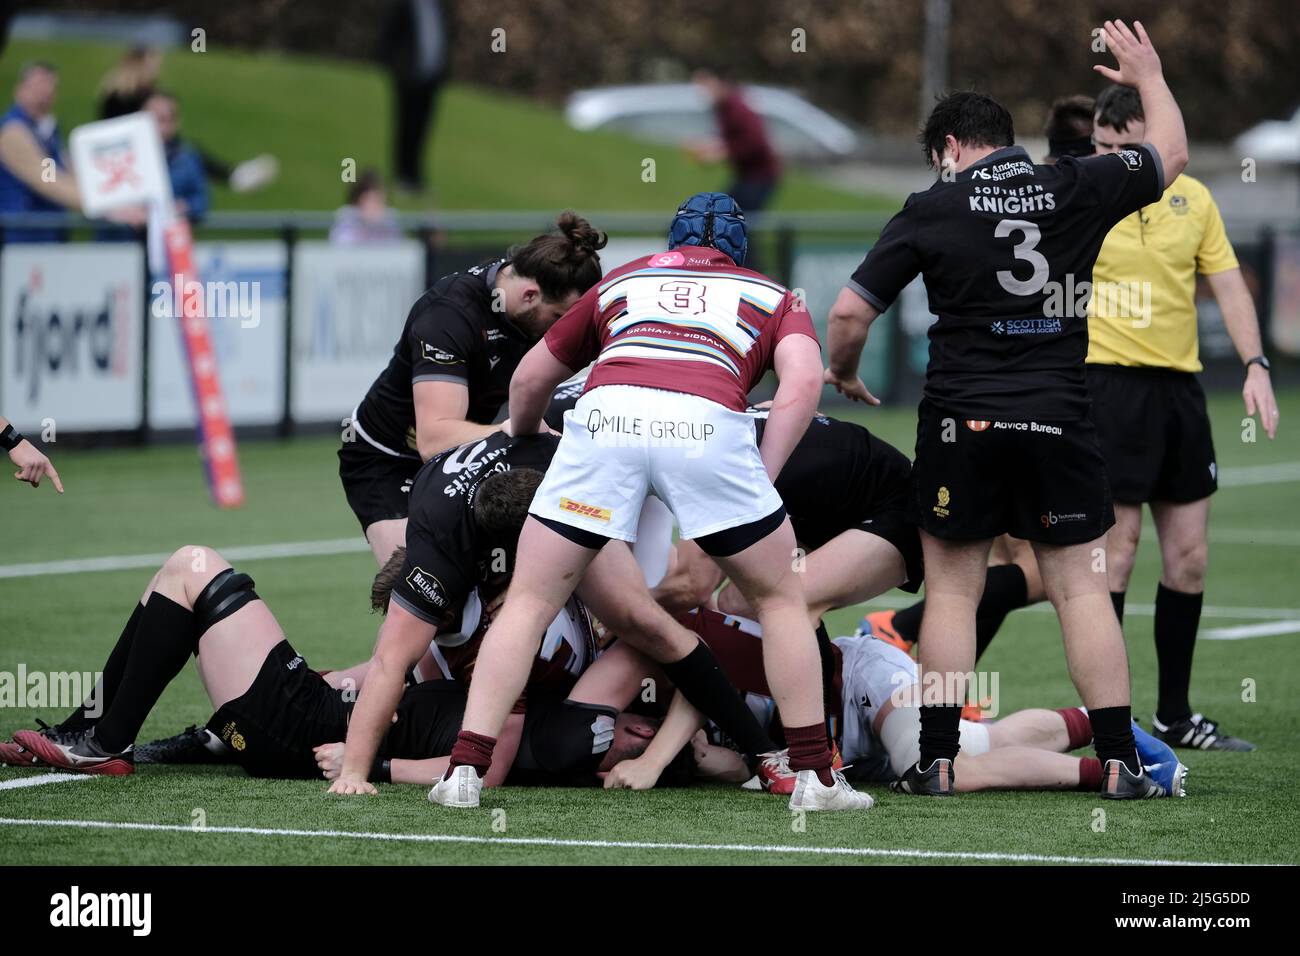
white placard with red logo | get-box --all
[0,245,144,431]
[68,113,172,216]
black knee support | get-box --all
[193,568,259,639]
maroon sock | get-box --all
[1056,707,1093,750]
[784,723,835,787]
[446,731,496,780]
[1077,756,1103,792]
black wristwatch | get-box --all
[1246,355,1271,372]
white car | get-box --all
[1234,107,1300,163]
[565,83,859,161]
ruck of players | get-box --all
[6,21,1281,815]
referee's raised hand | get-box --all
[823,367,881,406]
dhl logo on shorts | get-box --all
[559,497,612,522]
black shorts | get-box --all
[908,399,1115,545]
[338,439,421,531]
[1086,365,1218,504]
[206,640,351,779]
[788,430,923,592]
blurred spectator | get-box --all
[331,169,402,244]
[0,62,79,242]
[377,0,454,193]
[1043,94,1096,163]
[98,46,162,119]
[96,46,278,196]
[689,69,782,217]
[145,91,209,223]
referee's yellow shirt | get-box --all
[1086,174,1239,372]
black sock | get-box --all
[814,622,838,718]
[1154,583,1201,725]
[1110,590,1126,624]
[92,595,198,753]
[974,564,1030,661]
[662,641,776,756]
[918,704,963,766]
[1088,705,1139,773]
[57,602,145,733]
[891,600,924,644]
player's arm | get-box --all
[1093,19,1188,181]
[1,414,63,492]
[318,713,524,786]
[761,332,823,481]
[825,287,883,404]
[1206,268,1278,439]
[328,602,434,795]
[504,339,574,437]
[412,380,503,459]
[0,123,81,208]
[651,540,725,613]
[604,690,705,791]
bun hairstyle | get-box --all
[508,211,607,301]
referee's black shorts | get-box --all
[908,399,1114,545]
[1086,364,1218,505]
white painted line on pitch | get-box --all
[1203,620,1300,641]
[0,774,98,792]
[1219,460,1300,488]
[0,538,370,580]
[857,594,1300,623]
[0,816,1256,866]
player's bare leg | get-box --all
[895,532,990,795]
[717,528,907,623]
[364,518,407,567]
[714,518,873,810]
[955,747,1096,792]
[1104,503,1143,596]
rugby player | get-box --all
[0,543,680,786]
[1,413,62,492]
[824,20,1187,798]
[340,212,606,565]
[604,607,1187,798]
[1084,83,1276,751]
[326,427,779,797]
[431,192,873,812]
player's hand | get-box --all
[1093,20,1163,87]
[327,774,377,796]
[823,367,881,405]
[1244,364,1279,440]
[9,439,63,492]
[313,742,346,780]
[500,418,555,438]
[603,756,663,791]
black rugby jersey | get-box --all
[849,145,1163,419]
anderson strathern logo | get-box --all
[49,886,151,936]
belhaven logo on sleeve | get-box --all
[406,567,449,609]
[421,341,461,365]
[559,497,612,522]
[1117,148,1143,171]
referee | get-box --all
[1086,84,1279,751]
[339,212,606,565]
[825,21,1185,798]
